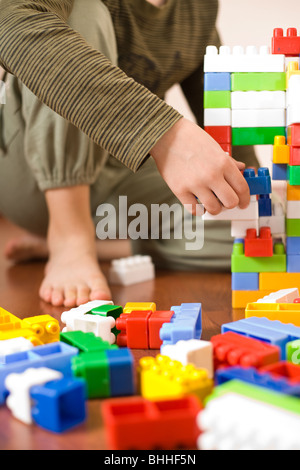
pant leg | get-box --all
[0,0,118,237]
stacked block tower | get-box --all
[203,28,300,308]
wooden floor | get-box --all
[0,217,243,450]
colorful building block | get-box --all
[204,108,231,126]
[260,361,300,384]
[203,199,258,221]
[231,241,286,273]
[60,331,118,353]
[222,317,300,359]
[286,218,300,237]
[160,339,214,379]
[258,194,272,216]
[245,302,300,326]
[232,289,273,309]
[123,302,156,314]
[272,28,300,56]
[211,331,280,370]
[204,125,231,144]
[287,340,300,365]
[231,91,286,110]
[287,124,300,147]
[232,127,286,146]
[287,200,300,219]
[30,376,86,433]
[287,255,300,273]
[138,354,213,402]
[286,237,300,254]
[102,395,202,450]
[243,168,272,195]
[273,136,290,164]
[203,90,231,108]
[231,109,286,128]
[259,272,300,291]
[272,163,287,180]
[216,365,300,397]
[204,72,231,91]
[288,165,300,185]
[204,45,285,73]
[256,288,299,303]
[160,303,202,346]
[0,337,34,360]
[231,272,259,291]
[231,72,286,92]
[244,227,273,257]
[61,309,116,344]
[290,147,300,166]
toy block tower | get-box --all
[202,29,300,309]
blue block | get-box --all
[287,254,300,272]
[222,317,300,360]
[286,237,300,255]
[160,303,202,346]
[0,342,79,404]
[215,366,300,397]
[204,72,231,91]
[272,163,288,181]
[258,194,272,217]
[106,348,135,397]
[31,377,86,433]
[243,168,272,195]
[231,272,259,291]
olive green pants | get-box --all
[0,0,258,271]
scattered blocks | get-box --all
[138,354,213,402]
[159,303,202,346]
[108,255,155,286]
[102,395,202,450]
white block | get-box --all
[204,45,285,73]
[204,108,231,126]
[287,201,300,219]
[203,200,259,221]
[160,340,213,379]
[61,300,113,325]
[286,75,300,107]
[232,109,286,128]
[259,202,285,235]
[0,337,34,363]
[61,311,116,344]
[231,91,286,110]
[231,219,259,238]
[257,288,299,303]
[108,255,155,286]
[287,106,300,126]
[5,367,63,424]
[197,393,300,450]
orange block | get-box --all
[287,184,300,201]
[259,272,300,291]
[232,290,273,309]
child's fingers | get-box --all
[225,165,250,209]
[210,179,240,210]
[195,188,223,215]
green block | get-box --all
[287,340,300,365]
[231,242,286,273]
[60,330,118,353]
[205,380,300,415]
[204,91,231,108]
[232,127,286,146]
[72,351,110,398]
[288,165,300,185]
[90,304,123,336]
[286,219,300,236]
[231,72,286,91]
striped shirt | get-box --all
[0,0,219,171]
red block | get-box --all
[148,311,174,349]
[116,310,174,349]
[102,395,202,450]
[260,361,300,384]
[211,332,280,371]
[290,147,300,166]
[244,227,273,257]
[272,28,300,56]
[204,126,232,144]
[288,124,300,147]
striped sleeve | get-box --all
[0,0,182,171]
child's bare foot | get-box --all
[4,234,49,263]
[39,236,112,308]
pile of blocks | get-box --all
[203,28,300,309]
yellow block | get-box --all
[273,136,290,164]
[138,354,213,403]
[21,315,60,344]
[259,272,300,291]
[287,184,300,201]
[0,328,43,346]
[286,61,300,87]
[0,308,22,329]
[232,290,273,309]
[123,302,156,314]
[246,302,300,326]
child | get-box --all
[0,0,257,307]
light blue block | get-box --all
[287,254,300,272]
[222,317,300,360]
[272,163,288,181]
[286,237,300,254]
[231,272,259,291]
[160,303,202,346]
[204,72,231,91]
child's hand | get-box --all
[150,118,250,215]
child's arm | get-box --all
[150,118,250,215]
